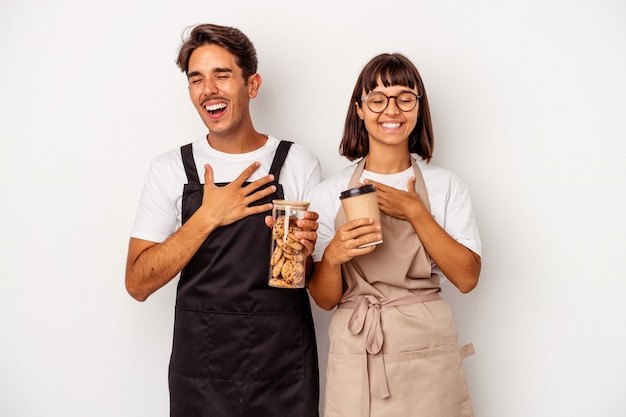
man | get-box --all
[125,23,321,417]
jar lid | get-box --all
[272,200,310,209]
[339,184,376,200]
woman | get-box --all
[308,53,481,417]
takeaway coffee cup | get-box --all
[340,184,383,248]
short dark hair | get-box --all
[340,53,434,162]
[176,23,258,80]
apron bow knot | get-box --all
[347,295,384,355]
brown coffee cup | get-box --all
[340,184,383,248]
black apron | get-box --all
[168,140,319,417]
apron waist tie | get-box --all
[338,291,442,417]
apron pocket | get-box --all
[170,307,305,382]
[382,341,474,416]
[242,311,305,381]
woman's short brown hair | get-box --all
[176,23,258,81]
[340,53,434,162]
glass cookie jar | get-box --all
[269,200,309,289]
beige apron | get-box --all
[324,157,475,417]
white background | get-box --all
[1,0,625,416]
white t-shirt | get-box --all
[131,135,322,243]
[309,156,481,279]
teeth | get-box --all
[381,122,401,128]
[205,103,227,112]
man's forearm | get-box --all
[125,213,217,301]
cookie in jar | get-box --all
[269,200,309,289]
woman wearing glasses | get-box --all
[308,53,482,417]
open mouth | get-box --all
[204,102,227,115]
[381,122,401,129]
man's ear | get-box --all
[248,73,262,98]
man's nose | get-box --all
[202,79,219,95]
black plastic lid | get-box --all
[339,184,376,200]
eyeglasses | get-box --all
[361,91,421,113]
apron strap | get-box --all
[347,158,366,188]
[181,143,200,184]
[409,156,431,214]
[461,343,475,358]
[269,140,293,182]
